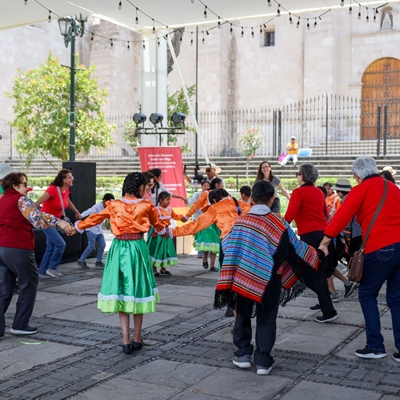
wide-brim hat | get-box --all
[331,178,352,192]
[0,162,15,180]
[382,166,396,176]
[200,163,222,174]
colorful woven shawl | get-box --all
[214,212,320,310]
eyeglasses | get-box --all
[261,166,270,170]
[205,169,211,173]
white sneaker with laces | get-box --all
[256,366,272,375]
[45,269,58,278]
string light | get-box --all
[358,6,361,20]
[241,27,244,37]
[366,9,369,22]
[289,13,293,24]
[204,6,207,18]
[277,5,281,17]
[91,33,94,41]
[314,18,317,27]
[251,27,254,38]
[142,40,145,50]
[48,11,51,23]
[110,39,113,47]
[24,0,27,5]
[267,0,272,7]
[202,31,205,44]
[259,25,263,33]
[135,8,139,24]
[190,32,193,46]
[230,24,233,35]
[340,0,344,6]
[349,6,352,14]
[158,39,160,47]
[127,41,130,49]
[118,1,122,10]
[218,17,221,28]
[206,30,210,36]
[297,17,300,28]
[152,19,155,34]
[307,18,310,29]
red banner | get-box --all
[137,146,187,208]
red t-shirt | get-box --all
[41,185,69,218]
[284,184,328,235]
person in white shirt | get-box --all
[77,193,115,269]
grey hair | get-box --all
[299,164,319,184]
[351,156,378,179]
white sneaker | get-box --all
[256,366,272,375]
[233,355,251,369]
[45,269,58,278]
[52,270,62,277]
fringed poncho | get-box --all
[214,212,321,311]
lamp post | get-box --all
[58,15,86,161]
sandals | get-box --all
[160,269,171,275]
[210,267,218,272]
[202,261,209,269]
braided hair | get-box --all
[122,172,147,198]
[208,189,242,215]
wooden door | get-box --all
[361,57,400,140]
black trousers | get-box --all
[233,276,281,368]
[300,231,337,319]
[0,247,39,335]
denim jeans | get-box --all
[358,242,400,352]
[38,228,66,274]
[79,231,106,263]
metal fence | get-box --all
[1,94,400,160]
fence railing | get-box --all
[1,94,400,160]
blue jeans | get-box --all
[358,242,400,352]
[79,231,106,263]
[38,228,66,274]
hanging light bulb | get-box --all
[24,0,28,5]
[373,12,377,22]
[267,0,272,7]
[204,6,207,18]
[118,1,122,10]
[366,14,369,22]
[143,40,145,50]
[127,41,130,49]
[230,24,233,35]
[190,32,193,46]
[314,18,317,27]
[206,30,209,36]
[152,19,155,34]
[289,13,293,24]
[251,28,254,38]
[260,25,263,33]
[218,17,221,28]
[241,27,244,37]
[91,33,94,41]
[202,31,205,44]
[358,10,361,19]
[340,0,344,6]
[297,17,300,28]
[110,39,113,47]
[349,6,352,14]
[158,39,160,47]
[135,8,139,24]
[307,18,310,29]
[48,11,51,23]
[277,5,281,17]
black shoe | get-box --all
[131,340,143,351]
[122,344,133,354]
[310,303,321,311]
[225,307,234,317]
[392,353,400,362]
[344,282,357,299]
[10,326,37,335]
[355,347,387,359]
[315,314,338,323]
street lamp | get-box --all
[58,14,87,161]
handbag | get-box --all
[56,186,74,234]
[347,179,388,283]
[278,153,287,162]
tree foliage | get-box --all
[167,84,196,153]
[7,52,115,167]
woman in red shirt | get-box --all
[35,169,81,278]
[320,156,400,361]
[285,164,338,323]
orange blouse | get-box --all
[157,206,185,227]
[186,190,210,218]
[173,197,245,239]
[77,197,165,235]
[238,200,252,213]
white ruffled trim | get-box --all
[120,197,143,204]
[74,220,84,234]
[98,287,159,303]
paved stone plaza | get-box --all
[1,233,400,399]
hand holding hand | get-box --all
[75,212,82,220]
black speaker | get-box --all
[63,161,97,259]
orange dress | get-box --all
[186,190,210,218]
[173,197,245,239]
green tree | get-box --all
[7,52,115,169]
[167,84,196,153]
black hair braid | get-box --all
[122,172,148,197]
[231,196,243,215]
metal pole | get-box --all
[69,32,76,162]
[383,105,388,156]
[325,94,328,156]
[377,105,381,156]
[195,26,199,168]
[278,110,282,156]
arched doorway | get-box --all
[361,57,400,140]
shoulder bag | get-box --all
[347,179,388,282]
[56,186,73,234]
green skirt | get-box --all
[97,238,160,314]
[194,223,220,254]
[147,227,178,268]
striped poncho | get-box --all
[214,212,321,310]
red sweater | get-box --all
[325,176,400,254]
[0,189,35,250]
[284,184,328,235]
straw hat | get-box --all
[331,178,352,192]
[382,166,396,176]
[0,162,15,180]
[200,163,222,174]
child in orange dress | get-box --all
[147,191,187,276]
